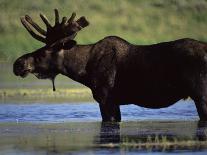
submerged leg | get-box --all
[99,103,121,122]
[99,122,120,143]
[196,120,207,141]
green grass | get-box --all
[1,0,207,102]
[0,88,93,103]
[0,0,207,61]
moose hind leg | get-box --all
[194,98,207,121]
[99,103,121,122]
[189,75,207,121]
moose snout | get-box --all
[13,58,29,77]
[13,59,23,76]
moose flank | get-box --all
[13,10,207,122]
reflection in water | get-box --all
[97,121,207,152]
[99,122,120,144]
[1,121,206,154]
[197,121,207,141]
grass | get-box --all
[0,0,207,61]
[1,0,207,102]
[0,88,93,103]
[109,137,207,151]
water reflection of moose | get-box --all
[98,121,207,151]
[1,121,206,153]
[13,9,207,122]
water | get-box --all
[0,100,199,123]
[0,100,207,155]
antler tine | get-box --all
[20,17,46,43]
[77,16,89,28]
[67,12,76,24]
[40,13,52,29]
[61,17,67,25]
[25,15,46,36]
[20,10,89,45]
[54,9,59,25]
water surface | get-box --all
[0,100,207,155]
[0,99,199,123]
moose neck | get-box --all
[58,44,93,87]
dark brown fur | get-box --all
[13,36,207,122]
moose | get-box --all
[13,9,207,122]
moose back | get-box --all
[13,10,207,122]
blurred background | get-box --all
[0,0,207,103]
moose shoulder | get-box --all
[13,10,207,122]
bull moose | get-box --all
[13,10,207,122]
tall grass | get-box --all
[0,0,207,61]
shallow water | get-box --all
[0,100,199,123]
[0,121,207,155]
[0,100,207,155]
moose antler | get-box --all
[20,9,89,45]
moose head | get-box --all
[13,9,89,91]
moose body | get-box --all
[13,10,207,122]
[70,36,207,121]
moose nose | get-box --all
[13,59,24,76]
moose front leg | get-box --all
[92,87,121,122]
[93,87,121,122]
[99,103,121,122]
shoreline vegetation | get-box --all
[0,88,93,103]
